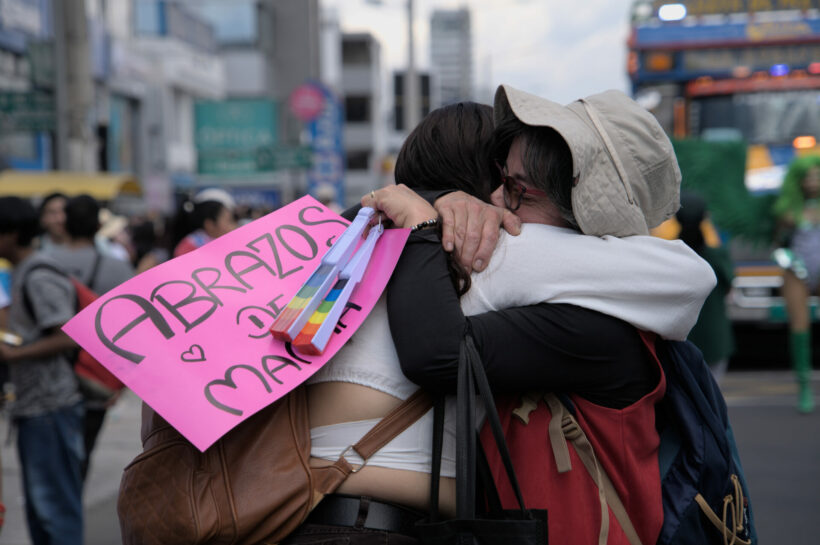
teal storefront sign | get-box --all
[0,91,54,132]
[195,99,278,175]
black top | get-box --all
[386,229,659,409]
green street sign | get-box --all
[195,99,279,175]
[197,149,258,176]
[197,146,311,175]
[254,145,312,171]
[27,41,55,89]
[0,91,55,132]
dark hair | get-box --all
[0,196,39,247]
[489,115,577,229]
[64,194,101,239]
[395,102,498,201]
[676,191,707,252]
[170,198,228,251]
[394,102,497,296]
[131,219,158,266]
[38,192,67,218]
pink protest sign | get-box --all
[63,196,408,451]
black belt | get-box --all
[305,494,424,536]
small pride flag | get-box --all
[293,223,383,354]
[269,207,375,344]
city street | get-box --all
[0,370,817,544]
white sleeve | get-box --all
[464,225,716,341]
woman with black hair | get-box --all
[37,192,69,251]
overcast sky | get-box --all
[324,0,638,106]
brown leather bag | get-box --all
[117,385,432,545]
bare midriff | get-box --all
[307,382,455,516]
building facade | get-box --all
[340,32,384,207]
[0,0,52,171]
[429,8,473,105]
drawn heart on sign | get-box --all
[181,344,206,363]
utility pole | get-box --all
[404,0,419,133]
[53,0,96,171]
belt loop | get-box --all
[354,496,371,529]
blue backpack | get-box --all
[654,339,757,545]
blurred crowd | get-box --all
[0,186,272,543]
[8,188,274,280]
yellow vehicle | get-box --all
[0,171,141,201]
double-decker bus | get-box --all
[628,0,820,326]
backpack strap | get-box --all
[544,392,644,545]
[21,262,75,322]
[694,475,752,545]
[86,249,102,292]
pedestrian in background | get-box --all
[36,192,69,252]
[130,216,170,274]
[675,191,736,382]
[772,154,820,414]
[47,194,134,479]
[171,187,238,257]
[0,196,84,545]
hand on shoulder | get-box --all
[435,190,521,273]
[362,185,438,230]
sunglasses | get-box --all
[497,163,548,212]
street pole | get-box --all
[404,0,419,133]
[53,0,96,171]
[53,0,69,170]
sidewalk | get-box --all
[720,369,820,407]
[0,389,143,545]
[0,371,816,544]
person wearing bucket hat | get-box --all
[431,85,682,273]
[364,85,715,545]
[489,84,681,237]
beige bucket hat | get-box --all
[494,85,681,237]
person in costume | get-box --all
[772,154,820,414]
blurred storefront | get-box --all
[0,0,52,171]
[128,0,225,213]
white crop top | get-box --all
[306,224,716,477]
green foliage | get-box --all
[672,139,777,246]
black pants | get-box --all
[81,406,106,481]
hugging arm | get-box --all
[434,191,521,273]
[355,187,519,273]
[386,230,656,408]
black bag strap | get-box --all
[427,394,446,522]
[460,334,530,514]
[427,334,532,522]
[456,336,477,518]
